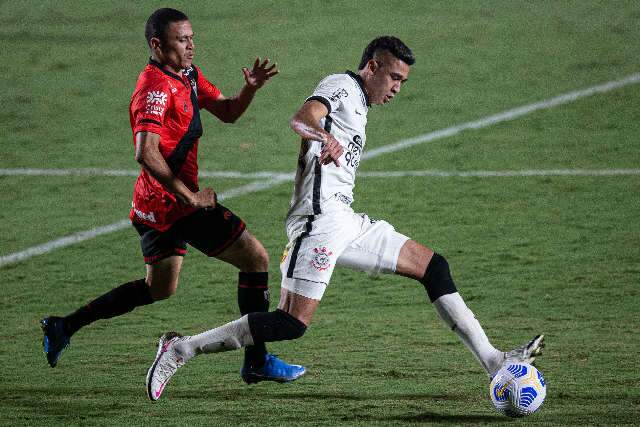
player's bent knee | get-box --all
[148,282,178,301]
[247,309,307,342]
[419,253,458,302]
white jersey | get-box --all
[287,71,370,217]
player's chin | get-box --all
[182,58,193,68]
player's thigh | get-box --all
[146,255,183,300]
[279,213,356,300]
[336,214,409,276]
[214,229,269,272]
[177,205,248,259]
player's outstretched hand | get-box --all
[191,188,217,209]
[243,57,278,89]
[319,134,343,167]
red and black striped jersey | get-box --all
[129,59,221,231]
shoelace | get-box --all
[156,340,185,383]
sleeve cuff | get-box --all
[139,118,162,126]
[305,96,332,115]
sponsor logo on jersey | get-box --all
[335,192,353,205]
[145,90,167,116]
[133,206,156,223]
[329,88,348,102]
[146,91,167,105]
[345,134,363,169]
[311,246,333,271]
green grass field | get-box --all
[2,1,639,425]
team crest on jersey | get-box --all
[311,246,333,271]
[183,66,198,95]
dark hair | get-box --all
[358,36,415,70]
[145,8,189,46]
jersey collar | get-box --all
[346,70,370,107]
[148,58,186,84]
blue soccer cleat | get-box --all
[241,354,306,384]
[41,317,70,368]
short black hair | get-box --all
[358,36,415,70]
[145,8,189,46]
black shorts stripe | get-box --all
[286,215,314,278]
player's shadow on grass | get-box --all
[177,389,509,423]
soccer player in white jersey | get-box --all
[146,36,544,401]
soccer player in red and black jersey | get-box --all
[41,8,305,386]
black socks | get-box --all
[63,278,153,337]
[238,272,270,368]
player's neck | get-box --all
[150,53,183,76]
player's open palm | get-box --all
[243,57,278,88]
[191,188,217,209]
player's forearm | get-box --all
[216,84,258,123]
[137,151,194,205]
[290,115,329,143]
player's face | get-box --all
[366,53,410,105]
[159,20,194,73]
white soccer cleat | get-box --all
[146,332,186,401]
[503,334,545,366]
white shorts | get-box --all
[280,207,410,300]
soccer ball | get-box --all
[490,363,546,417]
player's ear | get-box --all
[367,59,381,74]
[149,37,161,51]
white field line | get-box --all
[358,169,640,178]
[0,168,293,179]
[362,73,640,160]
[2,168,640,179]
[2,73,639,267]
[0,178,289,268]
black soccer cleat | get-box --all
[41,317,70,368]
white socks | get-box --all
[174,315,254,361]
[433,292,503,375]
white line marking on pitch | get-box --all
[2,168,640,179]
[359,169,640,178]
[2,73,639,267]
[362,73,640,159]
[0,179,289,268]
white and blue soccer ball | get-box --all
[490,363,546,417]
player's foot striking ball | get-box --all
[501,334,545,369]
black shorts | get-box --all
[133,203,246,264]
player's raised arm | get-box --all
[134,131,216,209]
[205,57,278,123]
[290,100,343,167]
